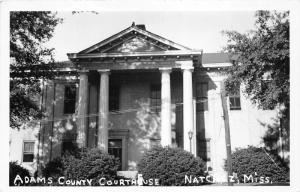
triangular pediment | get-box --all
[105,36,165,53]
[79,24,191,54]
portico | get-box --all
[67,23,202,170]
[73,58,199,151]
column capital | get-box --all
[181,66,194,72]
[97,69,110,74]
[159,67,172,74]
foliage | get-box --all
[42,148,121,186]
[42,157,64,180]
[63,148,120,185]
[225,146,289,183]
[9,161,31,186]
[137,145,207,186]
[10,11,62,129]
[223,11,289,115]
[223,11,290,161]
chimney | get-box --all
[136,24,146,30]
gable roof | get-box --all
[202,53,231,64]
[78,23,192,54]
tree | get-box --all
[223,11,289,156]
[10,12,62,129]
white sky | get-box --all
[46,11,256,62]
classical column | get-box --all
[77,70,89,148]
[98,69,110,152]
[182,66,194,152]
[159,67,172,146]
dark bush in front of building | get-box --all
[225,146,289,184]
[137,146,207,186]
[9,161,31,186]
[41,148,121,186]
[63,148,121,186]
[42,157,64,180]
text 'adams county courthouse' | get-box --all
[10,23,279,181]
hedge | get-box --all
[137,145,207,186]
[42,148,121,186]
[225,146,289,183]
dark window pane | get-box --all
[235,98,241,107]
[64,85,76,114]
[196,82,208,111]
[229,96,241,110]
[229,97,235,106]
[150,84,161,113]
[23,154,34,162]
[109,86,120,111]
[229,85,241,110]
[197,139,211,162]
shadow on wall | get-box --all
[120,98,161,170]
[25,82,79,176]
[193,72,218,166]
[259,116,290,165]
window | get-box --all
[109,85,120,111]
[23,141,34,162]
[196,82,208,111]
[109,129,129,170]
[197,139,211,162]
[150,84,161,113]
[108,139,122,170]
[229,86,241,110]
[64,85,76,114]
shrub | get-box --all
[62,148,121,186]
[137,146,207,186]
[225,146,289,183]
[9,161,31,186]
[42,157,64,180]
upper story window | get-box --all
[64,84,77,114]
[23,141,34,162]
[150,84,161,114]
[196,82,208,111]
[229,87,241,110]
[109,85,120,112]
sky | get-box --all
[45,11,257,62]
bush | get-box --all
[42,157,64,180]
[137,146,207,186]
[42,148,121,186]
[225,146,289,183]
[9,161,31,186]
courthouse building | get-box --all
[9,23,277,181]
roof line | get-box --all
[68,50,203,59]
[77,24,193,54]
[79,25,133,54]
